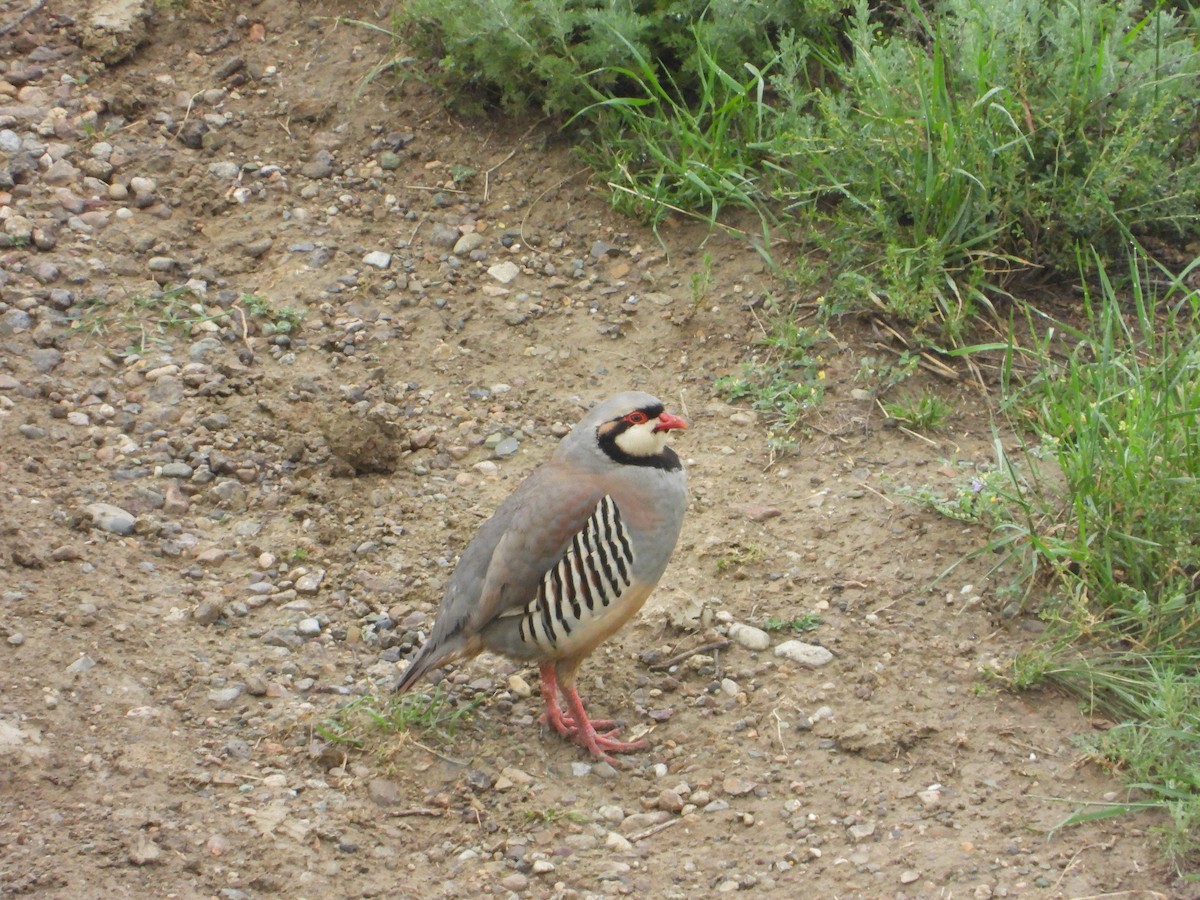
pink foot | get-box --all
[561,684,647,765]
[536,663,647,763]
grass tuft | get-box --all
[317,686,481,751]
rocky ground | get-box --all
[0,1,1186,898]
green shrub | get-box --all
[398,0,841,116]
[773,0,1200,339]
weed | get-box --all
[317,686,481,750]
[932,248,1200,870]
[689,252,715,314]
[762,613,822,634]
[715,544,766,574]
[523,807,588,826]
[716,300,828,434]
[882,391,953,432]
[68,288,303,355]
[855,352,920,393]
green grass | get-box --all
[762,613,822,634]
[317,686,481,750]
[68,288,303,356]
[715,299,827,437]
[714,543,766,574]
[882,391,953,432]
[904,249,1200,871]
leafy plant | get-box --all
[715,543,766,574]
[317,686,481,748]
[882,391,953,432]
[762,613,822,633]
[909,248,1200,870]
[716,300,827,434]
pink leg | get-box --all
[560,682,648,764]
[537,662,617,734]
[537,662,573,736]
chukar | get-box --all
[395,391,688,762]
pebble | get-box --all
[605,831,632,852]
[507,673,532,697]
[297,617,322,636]
[453,232,484,255]
[493,436,520,458]
[774,640,834,667]
[363,250,391,269]
[85,503,136,535]
[618,811,670,834]
[66,654,97,675]
[31,348,63,373]
[499,874,529,891]
[728,622,770,651]
[295,570,325,594]
[487,261,520,284]
[208,686,243,709]
[193,597,225,625]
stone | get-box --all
[728,623,771,651]
[452,232,484,255]
[487,261,520,284]
[774,640,834,667]
[85,502,136,535]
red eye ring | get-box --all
[625,411,649,425]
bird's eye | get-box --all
[625,411,649,425]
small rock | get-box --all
[301,150,335,179]
[774,640,834,667]
[295,570,325,594]
[127,833,161,866]
[605,831,632,852]
[85,503,136,535]
[297,617,322,637]
[901,870,921,884]
[735,503,783,522]
[493,436,520,458]
[209,686,243,709]
[363,250,392,269]
[848,821,876,842]
[487,261,520,284]
[367,778,403,806]
[453,232,484,255]
[66,655,98,675]
[618,811,670,834]
[722,776,756,797]
[656,789,685,813]
[193,597,224,625]
[728,623,770,651]
[531,860,555,875]
[507,673,532,698]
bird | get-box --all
[394,391,688,762]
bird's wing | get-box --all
[458,465,607,638]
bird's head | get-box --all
[590,393,688,469]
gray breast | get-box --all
[518,494,634,651]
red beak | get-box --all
[654,412,689,432]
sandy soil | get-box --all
[0,2,1183,897]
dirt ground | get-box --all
[0,2,1186,898]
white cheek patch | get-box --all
[614,422,668,457]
